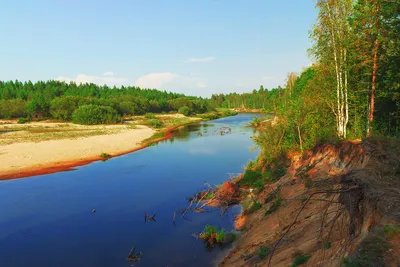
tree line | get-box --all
[0,80,214,122]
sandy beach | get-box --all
[0,123,155,179]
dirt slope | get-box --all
[220,138,400,267]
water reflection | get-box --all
[0,113,260,267]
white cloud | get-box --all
[56,74,129,86]
[196,81,208,88]
[135,72,207,91]
[103,71,115,76]
[135,72,179,89]
[183,57,215,63]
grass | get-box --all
[144,113,156,119]
[0,124,122,145]
[258,246,270,259]
[100,153,111,159]
[125,123,137,129]
[143,119,163,128]
[291,254,311,267]
[304,178,313,189]
[324,242,332,249]
[199,225,227,246]
[243,200,262,214]
[342,226,392,267]
[265,197,283,216]
[383,224,400,238]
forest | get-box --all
[247,0,399,160]
[0,80,213,123]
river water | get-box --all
[0,113,259,267]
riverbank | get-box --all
[219,138,400,267]
[0,124,155,180]
[0,111,236,180]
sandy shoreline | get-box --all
[0,125,155,180]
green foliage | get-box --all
[243,200,262,214]
[383,224,400,238]
[178,106,191,116]
[291,254,311,267]
[258,246,270,259]
[265,197,282,216]
[17,117,30,124]
[143,119,163,128]
[304,178,313,189]
[0,99,27,119]
[238,169,262,187]
[216,229,225,243]
[0,80,215,120]
[100,153,111,159]
[324,242,332,249]
[144,113,156,119]
[342,227,390,267]
[72,105,120,125]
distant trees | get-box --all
[72,105,120,125]
[0,80,214,121]
[0,99,27,119]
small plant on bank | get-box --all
[17,117,30,124]
[265,197,282,216]
[100,153,111,159]
[243,200,262,214]
[144,119,163,128]
[178,106,191,116]
[197,225,231,248]
[291,254,311,267]
[258,246,270,259]
[305,178,313,189]
[324,242,332,249]
[383,224,400,238]
[144,113,155,119]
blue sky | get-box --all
[0,0,317,97]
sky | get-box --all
[0,0,317,97]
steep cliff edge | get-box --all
[220,138,400,267]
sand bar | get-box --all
[0,124,155,179]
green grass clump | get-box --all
[243,200,262,213]
[100,153,111,159]
[144,119,163,128]
[383,224,400,238]
[291,254,311,267]
[342,227,390,267]
[324,242,332,249]
[144,113,156,119]
[216,229,225,243]
[258,246,270,259]
[305,178,313,189]
[265,197,282,216]
[238,169,262,188]
[17,117,30,124]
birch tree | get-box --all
[311,0,354,138]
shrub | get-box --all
[258,246,270,259]
[144,113,155,119]
[291,254,311,267]
[238,169,262,187]
[144,119,163,128]
[17,117,30,124]
[0,99,27,119]
[383,224,400,238]
[178,106,191,116]
[72,105,120,125]
[265,197,282,216]
[243,200,262,214]
[100,153,111,159]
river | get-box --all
[0,113,259,267]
